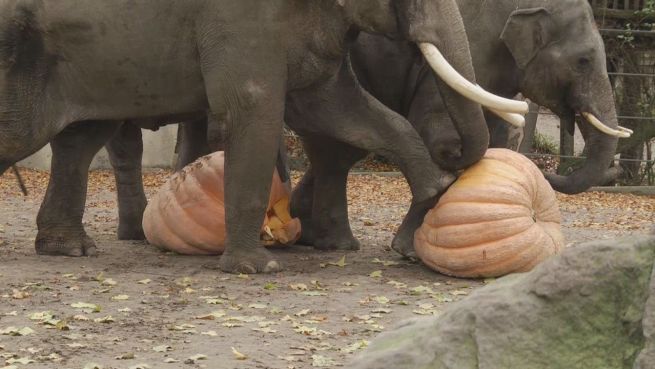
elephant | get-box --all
[60,0,620,258]
[289,0,632,255]
[0,0,526,273]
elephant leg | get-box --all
[175,116,211,171]
[105,122,147,240]
[36,121,122,256]
[290,168,315,244]
[201,48,287,274]
[286,61,455,258]
[292,136,367,250]
[390,198,440,259]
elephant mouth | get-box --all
[418,43,528,127]
[580,112,632,138]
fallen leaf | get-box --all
[28,311,53,321]
[327,256,348,268]
[302,291,327,297]
[231,347,247,360]
[0,327,33,336]
[11,290,29,300]
[111,295,129,301]
[372,258,399,266]
[195,310,226,320]
[137,279,152,285]
[263,282,278,290]
[252,327,277,333]
[185,354,207,364]
[5,357,34,365]
[312,355,337,367]
[340,340,369,353]
[295,309,311,317]
[93,316,115,323]
[82,364,102,369]
[153,345,172,353]
[175,277,194,287]
[71,302,101,313]
[101,278,117,286]
[373,296,390,304]
[289,283,308,291]
[369,270,383,278]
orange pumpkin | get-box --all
[414,148,564,278]
[143,152,301,255]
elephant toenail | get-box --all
[264,260,281,273]
[236,263,257,275]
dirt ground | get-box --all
[0,169,653,369]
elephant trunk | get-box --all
[395,0,489,170]
[545,76,620,194]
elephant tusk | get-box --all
[419,43,529,115]
[581,112,631,138]
[618,126,634,134]
[488,108,526,128]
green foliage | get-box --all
[532,132,558,155]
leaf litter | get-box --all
[0,169,652,368]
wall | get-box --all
[18,125,179,170]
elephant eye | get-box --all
[577,57,591,69]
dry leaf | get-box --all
[231,347,247,360]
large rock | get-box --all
[351,236,655,369]
[636,254,655,369]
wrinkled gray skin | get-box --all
[2,0,488,273]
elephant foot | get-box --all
[117,222,146,241]
[391,193,446,260]
[314,232,361,251]
[35,232,97,257]
[216,247,282,274]
[391,230,417,260]
[295,222,315,246]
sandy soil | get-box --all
[0,169,652,369]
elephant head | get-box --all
[340,0,528,170]
[501,2,626,194]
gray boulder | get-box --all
[351,236,655,369]
[636,252,655,369]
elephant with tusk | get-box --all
[1,0,522,272]
[41,0,618,258]
[290,0,632,255]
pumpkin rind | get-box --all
[143,152,301,255]
[414,149,564,278]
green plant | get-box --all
[532,132,559,155]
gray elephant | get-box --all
[289,0,631,257]
[1,0,524,272]
[63,0,620,258]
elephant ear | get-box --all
[501,8,554,69]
